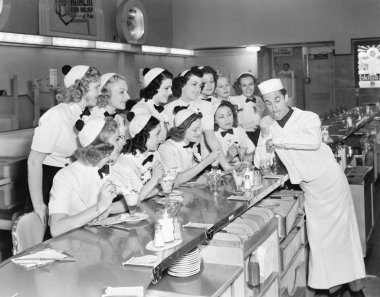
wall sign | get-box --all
[39,0,104,40]
[353,38,380,88]
[273,48,293,57]
[309,54,328,60]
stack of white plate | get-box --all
[167,247,201,277]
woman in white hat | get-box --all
[164,66,231,171]
[27,65,101,229]
[254,78,366,296]
[49,117,126,237]
[91,73,130,140]
[230,72,266,146]
[213,100,255,166]
[199,65,219,106]
[159,108,220,186]
[131,67,173,144]
[111,113,165,201]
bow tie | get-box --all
[154,104,164,113]
[81,107,91,117]
[104,111,117,118]
[183,142,195,149]
[142,154,154,166]
[97,164,110,179]
[173,105,189,114]
[75,107,91,131]
[204,98,212,102]
[221,129,234,137]
[245,97,256,103]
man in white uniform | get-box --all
[254,79,366,296]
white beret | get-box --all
[174,108,200,127]
[144,68,164,88]
[78,117,105,147]
[129,113,151,138]
[100,73,117,91]
[258,78,284,95]
[64,65,90,88]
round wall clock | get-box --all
[116,0,148,44]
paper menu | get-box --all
[11,248,73,269]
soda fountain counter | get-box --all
[0,168,294,297]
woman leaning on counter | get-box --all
[49,117,126,237]
[27,65,101,227]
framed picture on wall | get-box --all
[352,38,380,88]
[39,0,104,40]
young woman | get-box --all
[199,66,219,105]
[91,73,130,140]
[230,72,266,146]
[49,117,127,237]
[131,67,173,143]
[214,100,255,165]
[159,108,220,187]
[111,113,165,201]
[164,67,231,171]
[214,75,232,101]
[27,65,101,227]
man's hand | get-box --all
[265,139,275,152]
[259,116,275,138]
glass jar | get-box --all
[321,125,330,142]
[156,209,174,243]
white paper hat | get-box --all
[179,69,189,77]
[129,113,151,138]
[258,78,284,95]
[99,73,117,91]
[144,68,164,87]
[78,117,105,147]
[174,108,200,127]
[237,71,253,78]
[64,65,90,88]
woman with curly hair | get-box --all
[199,65,219,106]
[230,72,266,146]
[213,100,255,166]
[27,65,101,228]
[49,117,127,237]
[111,113,165,201]
[90,73,130,141]
[159,108,220,187]
[131,67,173,143]
[164,66,231,171]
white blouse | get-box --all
[49,161,104,216]
[89,106,127,139]
[215,127,255,156]
[158,139,198,172]
[111,151,161,192]
[31,103,83,167]
[229,95,263,132]
[131,99,169,143]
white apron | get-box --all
[254,108,365,289]
[301,160,365,289]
